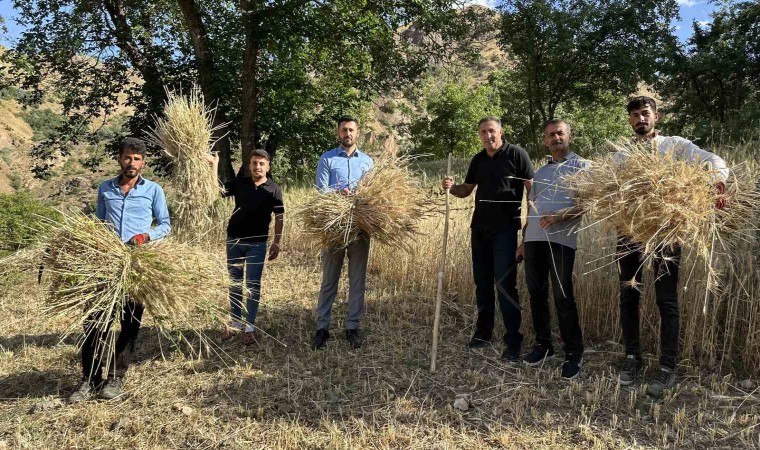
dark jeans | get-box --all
[524,241,583,356]
[227,239,268,328]
[471,226,522,347]
[617,237,681,369]
[81,298,144,381]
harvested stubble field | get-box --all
[1,162,759,449]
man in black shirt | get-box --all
[209,149,284,345]
[442,116,534,361]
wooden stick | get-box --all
[431,151,453,373]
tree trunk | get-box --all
[240,0,261,176]
[102,0,165,117]
[176,0,235,182]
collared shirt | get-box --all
[464,141,535,230]
[315,146,374,192]
[524,152,590,249]
[223,176,285,242]
[613,135,729,182]
[95,176,171,243]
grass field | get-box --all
[1,161,759,449]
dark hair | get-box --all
[119,137,147,156]
[478,116,501,127]
[249,149,271,162]
[337,115,359,128]
[626,96,657,114]
[544,118,571,133]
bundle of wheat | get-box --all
[567,141,755,253]
[564,140,758,292]
[298,156,434,250]
[148,85,227,242]
[33,212,230,355]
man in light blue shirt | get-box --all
[315,136,374,192]
[517,119,588,380]
[312,116,374,350]
[70,137,170,404]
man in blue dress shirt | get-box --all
[312,116,374,350]
[68,137,171,403]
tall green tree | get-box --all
[409,75,504,159]
[495,0,679,151]
[2,0,485,180]
[656,1,760,145]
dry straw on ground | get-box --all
[25,212,231,355]
[148,85,227,242]
[298,155,435,250]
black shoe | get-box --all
[467,334,492,349]
[311,328,330,350]
[647,366,676,398]
[618,354,642,386]
[561,354,583,380]
[99,377,125,400]
[68,379,102,404]
[501,344,521,362]
[345,329,363,349]
[523,345,555,367]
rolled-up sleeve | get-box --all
[679,138,730,182]
[148,185,171,241]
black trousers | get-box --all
[471,226,522,347]
[524,241,583,355]
[81,299,144,381]
[617,238,681,369]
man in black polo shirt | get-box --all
[209,149,284,345]
[442,116,534,361]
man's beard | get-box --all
[122,169,139,179]
[550,143,569,153]
[634,124,653,135]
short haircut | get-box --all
[120,137,146,156]
[544,118,571,134]
[626,96,657,113]
[249,149,271,162]
[478,116,502,128]
[337,115,359,128]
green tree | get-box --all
[409,75,504,159]
[495,0,678,151]
[2,0,486,180]
[656,1,760,145]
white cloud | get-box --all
[468,0,497,7]
[677,0,700,6]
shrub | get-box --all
[0,193,61,255]
[18,108,63,141]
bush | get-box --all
[18,108,63,141]
[0,193,61,255]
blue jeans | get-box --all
[227,239,267,328]
[471,226,522,348]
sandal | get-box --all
[221,328,237,342]
[242,331,256,346]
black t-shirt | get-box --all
[223,176,285,242]
[464,141,534,230]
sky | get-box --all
[0,0,721,47]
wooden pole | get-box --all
[431,151,453,373]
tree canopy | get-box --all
[2,0,486,180]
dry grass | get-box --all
[0,150,758,449]
[147,85,226,242]
[298,156,435,250]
